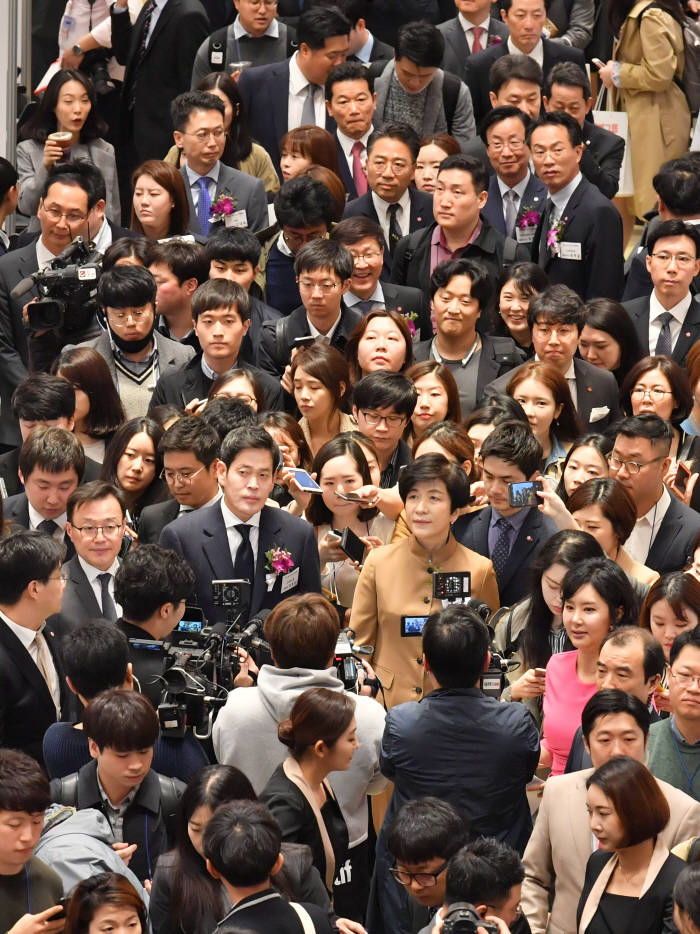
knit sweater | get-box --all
[0,857,63,932]
[648,717,700,802]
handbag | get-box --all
[592,86,634,197]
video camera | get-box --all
[442,902,500,934]
[11,236,102,333]
[334,629,375,694]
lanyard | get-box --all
[25,864,31,913]
[670,721,700,795]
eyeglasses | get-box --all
[533,324,576,339]
[389,863,447,887]
[350,251,383,264]
[183,128,227,142]
[670,669,700,690]
[107,309,151,323]
[607,454,665,475]
[283,230,327,251]
[42,205,88,224]
[630,386,674,402]
[359,410,406,428]
[487,138,526,153]
[71,523,124,539]
[297,278,339,293]
[46,574,69,583]
[160,465,206,485]
[650,252,697,267]
[246,0,278,7]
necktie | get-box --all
[655,312,673,357]
[37,519,59,536]
[233,524,255,586]
[196,177,212,237]
[388,203,402,255]
[471,26,485,52]
[301,83,317,126]
[490,517,513,584]
[35,630,60,715]
[98,572,118,622]
[351,140,368,196]
[504,189,518,238]
[356,299,378,313]
[537,198,554,267]
[128,0,156,109]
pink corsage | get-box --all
[210,190,238,223]
[547,218,566,256]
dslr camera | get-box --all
[442,902,500,934]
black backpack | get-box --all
[54,771,181,824]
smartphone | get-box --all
[673,461,691,495]
[508,480,543,508]
[592,57,605,67]
[534,668,547,677]
[294,335,317,347]
[335,526,366,564]
[335,490,366,502]
[288,468,322,492]
[401,615,429,636]
[53,897,70,920]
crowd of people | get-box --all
[4,0,700,930]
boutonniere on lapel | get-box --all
[210,190,239,227]
[547,217,567,257]
[488,34,503,45]
[518,205,541,229]
[265,546,295,592]
[401,310,419,339]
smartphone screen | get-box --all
[339,527,366,564]
[401,616,429,636]
[674,462,691,494]
[288,468,322,492]
[508,480,543,508]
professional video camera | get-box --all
[11,236,102,332]
[334,629,375,694]
[442,902,500,934]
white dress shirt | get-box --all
[353,31,375,63]
[534,355,578,408]
[221,499,261,571]
[307,312,342,342]
[36,237,59,271]
[186,161,221,211]
[648,290,692,355]
[336,127,373,176]
[28,504,67,539]
[508,36,544,67]
[549,172,583,222]
[345,282,385,308]
[624,487,671,564]
[288,51,326,129]
[458,13,492,52]
[0,609,61,713]
[372,188,411,244]
[78,555,122,618]
[497,171,532,225]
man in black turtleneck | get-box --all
[66,266,195,419]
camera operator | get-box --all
[114,543,196,708]
[213,592,387,919]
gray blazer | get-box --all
[180,162,268,236]
[16,138,121,227]
[373,61,476,150]
[438,17,508,83]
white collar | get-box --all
[185,161,221,187]
[496,170,531,200]
[77,554,120,584]
[276,230,294,257]
[346,282,384,306]
[233,13,279,38]
[638,486,671,527]
[508,36,543,65]
[36,237,60,271]
[307,310,342,340]
[371,187,411,223]
[550,172,583,216]
[535,354,575,381]
[649,289,693,323]
[336,126,373,155]
[221,497,262,529]
[92,217,112,254]
[458,12,492,33]
[0,609,40,651]
[353,31,375,63]
[28,503,66,533]
[289,51,314,94]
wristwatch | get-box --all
[72,43,83,55]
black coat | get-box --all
[258,304,363,380]
[137,499,180,545]
[0,447,101,498]
[3,493,76,560]
[580,120,625,200]
[148,354,284,412]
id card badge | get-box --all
[281,567,300,594]
[516,226,536,244]
[211,50,224,64]
[230,209,248,228]
[559,241,582,261]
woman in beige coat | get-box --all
[597,0,690,218]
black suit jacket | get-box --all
[47,554,109,642]
[452,505,559,608]
[482,172,548,237]
[239,296,283,367]
[258,303,363,379]
[530,177,624,301]
[0,243,38,447]
[464,39,585,127]
[580,120,625,200]
[378,281,433,342]
[138,498,180,545]
[348,33,394,62]
[0,447,101,499]
[645,493,700,575]
[237,59,338,175]
[438,16,509,83]
[0,616,65,764]
[624,294,700,366]
[4,493,76,560]
[111,0,210,166]
[160,502,322,624]
[485,355,621,431]
[148,353,284,412]
[342,189,434,280]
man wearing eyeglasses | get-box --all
[608,414,700,575]
[648,628,700,804]
[138,417,222,545]
[172,91,268,238]
[48,481,127,642]
[624,220,700,366]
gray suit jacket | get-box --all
[180,162,268,236]
[373,61,476,149]
[438,17,508,83]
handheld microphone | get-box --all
[202,622,229,663]
[10,276,37,300]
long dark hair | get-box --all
[582,299,644,385]
[196,72,253,165]
[609,0,684,33]
[519,530,605,669]
[170,765,256,934]
[555,432,612,501]
[19,68,107,143]
[52,346,126,440]
[100,417,165,514]
[307,436,377,526]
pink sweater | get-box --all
[541,650,596,776]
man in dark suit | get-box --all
[139,417,221,545]
[608,416,700,576]
[162,425,321,624]
[543,63,624,200]
[343,0,394,62]
[342,124,433,281]
[391,154,529,295]
[528,113,624,301]
[172,91,267,236]
[325,63,377,202]
[110,0,210,207]
[0,531,67,764]
[486,285,621,431]
[480,106,548,240]
[331,217,432,339]
[464,0,584,126]
[237,5,351,174]
[414,258,525,416]
[0,157,19,255]
[150,279,283,412]
[624,220,700,367]
[439,0,508,83]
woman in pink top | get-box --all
[541,556,639,775]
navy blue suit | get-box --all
[160,501,321,624]
[482,172,548,237]
[624,294,700,366]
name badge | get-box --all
[281,567,300,594]
[211,50,224,64]
[516,226,536,244]
[559,241,582,261]
[229,209,248,228]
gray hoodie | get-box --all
[212,666,388,846]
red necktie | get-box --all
[471,26,485,53]
[352,141,368,197]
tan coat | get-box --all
[521,767,700,934]
[612,0,690,217]
[349,533,500,709]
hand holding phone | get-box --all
[672,461,691,495]
[508,480,543,508]
[592,57,605,67]
[288,468,322,492]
